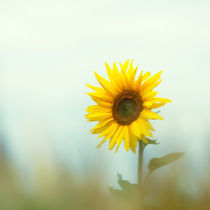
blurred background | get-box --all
[0,0,210,208]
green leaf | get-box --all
[117,173,132,191]
[148,152,184,173]
[154,110,160,114]
[146,138,159,146]
[116,173,137,192]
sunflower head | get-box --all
[85,60,171,153]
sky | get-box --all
[0,0,210,187]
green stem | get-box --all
[138,140,144,187]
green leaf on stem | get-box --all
[109,173,137,195]
[117,173,136,191]
[148,152,184,173]
[146,138,159,146]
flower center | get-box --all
[117,99,137,118]
[113,90,143,125]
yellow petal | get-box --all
[113,62,120,75]
[149,97,172,103]
[121,59,130,72]
[130,120,142,138]
[135,72,151,90]
[96,137,108,148]
[105,62,122,92]
[86,108,111,116]
[90,118,113,133]
[109,126,124,150]
[87,110,111,120]
[96,100,113,108]
[131,132,138,148]
[86,83,102,92]
[121,68,131,88]
[94,72,118,96]
[151,102,167,109]
[142,72,151,81]
[129,132,137,153]
[86,105,104,112]
[130,117,153,138]
[141,71,162,92]
[111,62,125,90]
[97,124,117,148]
[87,91,113,102]
[141,79,162,95]
[115,126,127,152]
[105,62,113,81]
[118,60,130,89]
[137,118,153,138]
[97,122,118,139]
[142,135,149,144]
[127,60,138,88]
[141,91,158,100]
[124,126,130,151]
[91,120,114,134]
[143,119,155,131]
[127,59,134,79]
[143,101,152,109]
[134,71,143,89]
[86,112,112,121]
[141,109,164,120]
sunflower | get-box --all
[85,60,171,153]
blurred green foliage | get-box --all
[0,146,209,210]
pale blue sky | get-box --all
[0,0,210,186]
